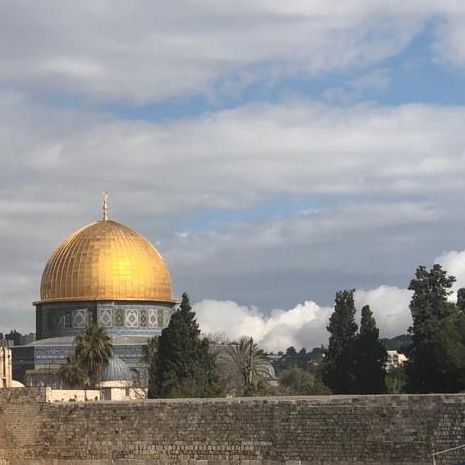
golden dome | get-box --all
[39,220,173,303]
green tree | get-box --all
[143,336,158,390]
[385,365,407,394]
[406,264,457,393]
[353,305,387,394]
[74,324,113,388]
[322,290,358,394]
[286,346,297,357]
[58,354,90,388]
[58,325,112,389]
[273,346,313,374]
[5,330,22,346]
[149,292,221,398]
[220,337,273,396]
[430,312,465,390]
[142,336,159,365]
[457,288,465,313]
[279,366,331,395]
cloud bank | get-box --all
[3,98,465,330]
[195,284,413,352]
[194,249,465,352]
[3,3,465,341]
[0,2,464,103]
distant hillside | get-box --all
[382,334,411,351]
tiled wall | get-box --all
[37,301,174,338]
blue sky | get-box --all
[4,2,465,348]
[41,19,465,122]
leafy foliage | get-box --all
[322,289,358,394]
[430,312,465,389]
[406,264,459,393]
[149,292,221,398]
[74,324,113,388]
[59,324,113,389]
[457,288,465,313]
[381,334,412,351]
[279,366,331,395]
[272,346,324,375]
[352,305,387,394]
[219,336,273,396]
[59,354,90,389]
[143,336,159,390]
[142,336,159,365]
[385,365,407,394]
[0,330,33,346]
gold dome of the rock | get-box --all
[39,219,173,303]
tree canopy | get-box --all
[219,336,273,396]
[353,305,387,394]
[59,324,113,389]
[406,264,461,393]
[149,292,221,398]
[322,289,358,394]
[279,366,331,395]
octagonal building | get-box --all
[13,198,176,387]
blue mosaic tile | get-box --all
[115,308,125,327]
[140,309,147,327]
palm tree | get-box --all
[74,325,113,388]
[222,337,273,396]
[58,354,90,388]
[142,336,158,366]
[142,336,158,392]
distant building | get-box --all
[386,350,407,369]
[0,342,12,388]
[1,341,24,388]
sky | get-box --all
[3,1,465,350]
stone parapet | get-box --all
[1,390,465,464]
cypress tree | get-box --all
[431,312,465,391]
[457,288,465,313]
[353,305,387,394]
[322,289,358,394]
[406,264,457,393]
[148,292,221,398]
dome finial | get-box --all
[102,192,109,221]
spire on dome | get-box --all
[102,192,109,221]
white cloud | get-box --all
[2,98,465,330]
[3,2,465,338]
[435,249,465,296]
[195,298,332,351]
[432,10,465,71]
[2,98,465,219]
[0,1,459,103]
[355,286,412,338]
[195,285,412,351]
[191,250,465,353]
[323,69,392,104]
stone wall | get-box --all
[46,388,101,402]
[1,389,465,465]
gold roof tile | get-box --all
[38,220,173,303]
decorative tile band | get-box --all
[42,304,173,334]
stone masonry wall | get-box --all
[1,389,465,465]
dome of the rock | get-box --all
[39,220,173,303]
[20,196,177,389]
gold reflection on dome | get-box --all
[39,220,173,303]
